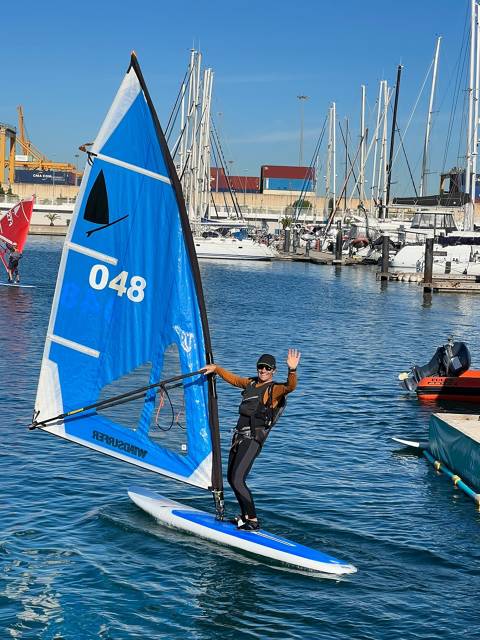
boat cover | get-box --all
[429,413,480,491]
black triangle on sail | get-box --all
[84,170,109,224]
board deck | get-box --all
[128,485,357,575]
[392,436,427,449]
[0,282,34,288]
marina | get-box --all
[3,1,480,639]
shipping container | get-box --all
[261,165,315,180]
[14,169,77,186]
[262,177,314,192]
[210,168,260,193]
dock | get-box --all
[429,412,480,501]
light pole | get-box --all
[74,153,80,187]
[297,95,309,166]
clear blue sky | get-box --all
[2,0,471,196]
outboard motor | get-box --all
[399,339,471,392]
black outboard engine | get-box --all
[399,339,471,392]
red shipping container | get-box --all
[261,165,315,180]
[210,168,260,193]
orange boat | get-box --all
[399,339,480,402]
[416,370,480,402]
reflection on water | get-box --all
[1,237,480,639]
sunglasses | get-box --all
[257,365,274,371]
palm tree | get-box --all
[45,213,61,226]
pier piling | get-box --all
[423,238,434,292]
[333,221,342,264]
[380,235,390,281]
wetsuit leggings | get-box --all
[227,433,262,519]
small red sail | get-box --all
[0,196,35,275]
[0,196,35,252]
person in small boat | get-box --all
[203,348,300,531]
[7,243,22,283]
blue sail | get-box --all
[34,55,221,491]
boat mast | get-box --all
[370,80,384,214]
[359,85,366,205]
[324,104,333,220]
[464,0,478,231]
[385,64,403,218]
[419,36,442,197]
[344,117,348,212]
[470,3,480,229]
[332,101,337,215]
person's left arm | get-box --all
[270,349,301,403]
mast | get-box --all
[359,85,366,204]
[420,37,442,197]
[385,65,402,218]
[332,102,336,214]
[370,80,384,213]
[464,0,478,231]
[128,55,225,514]
[324,104,334,220]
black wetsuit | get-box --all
[215,366,297,521]
[227,380,277,519]
[8,251,21,283]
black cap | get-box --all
[256,354,276,369]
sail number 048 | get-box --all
[89,264,146,302]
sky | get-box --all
[2,0,473,197]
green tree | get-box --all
[291,199,312,210]
[45,213,61,226]
[279,216,293,230]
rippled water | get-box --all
[2,236,480,639]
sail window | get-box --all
[84,170,109,225]
[148,343,188,456]
[97,361,153,430]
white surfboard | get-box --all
[128,486,357,576]
[0,282,35,288]
[392,436,428,449]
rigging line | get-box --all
[155,385,176,432]
[389,58,434,173]
[208,144,221,218]
[396,125,419,196]
[165,65,194,144]
[210,122,242,218]
[322,133,364,237]
[29,368,208,430]
[176,100,211,182]
[294,115,327,221]
[442,2,470,173]
[338,121,360,198]
[456,88,469,167]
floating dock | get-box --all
[428,412,480,503]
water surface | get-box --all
[1,236,480,639]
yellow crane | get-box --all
[15,106,77,172]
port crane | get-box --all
[1,106,78,184]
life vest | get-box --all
[236,379,287,442]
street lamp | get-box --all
[74,153,80,187]
[297,95,309,166]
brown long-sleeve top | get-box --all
[215,366,297,408]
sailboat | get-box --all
[31,54,356,576]
[0,196,35,285]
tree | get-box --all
[45,213,61,226]
[0,185,4,196]
[291,199,312,210]
[279,216,293,230]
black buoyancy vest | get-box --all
[236,379,286,437]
